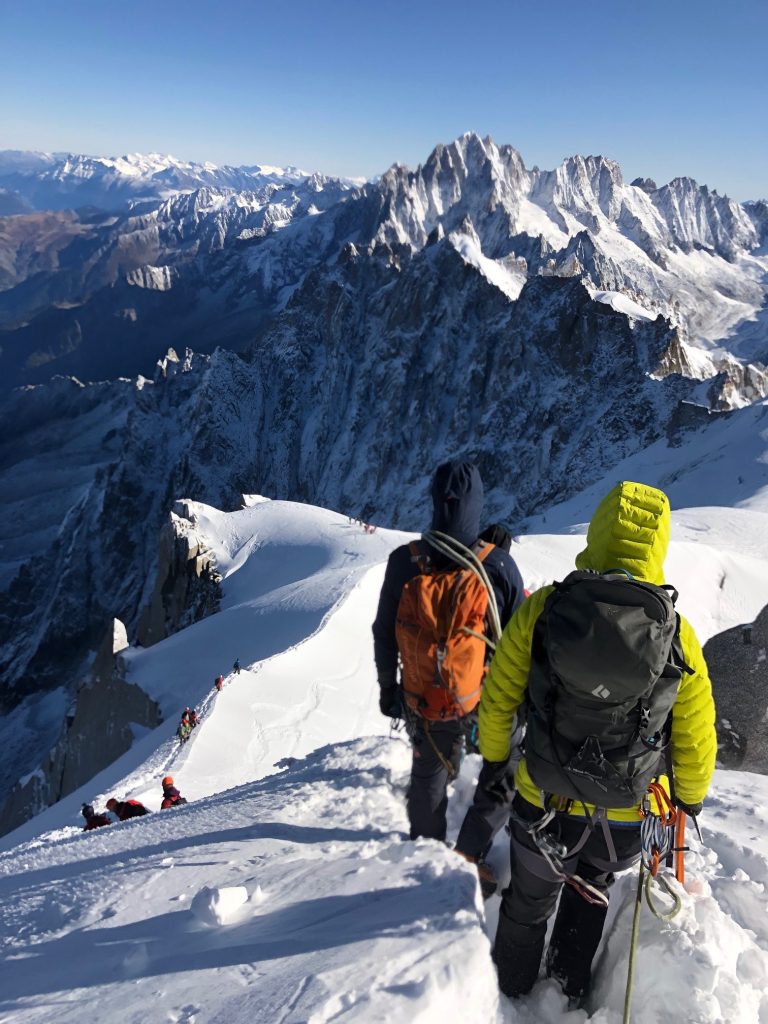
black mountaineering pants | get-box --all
[407,719,462,841]
[455,738,522,861]
[454,772,512,861]
[493,794,642,1002]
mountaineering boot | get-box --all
[454,850,498,899]
[492,911,546,997]
[477,860,498,899]
[545,883,608,1006]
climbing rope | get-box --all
[422,530,503,643]
[422,719,462,780]
[623,783,684,1024]
[639,783,683,921]
[623,864,646,1024]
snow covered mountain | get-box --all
[0,170,357,385]
[3,338,768,838]
[0,149,355,213]
[1,133,766,392]
[1,497,767,1023]
[371,139,768,363]
[2,133,768,1019]
[2,132,768,835]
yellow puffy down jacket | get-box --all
[478,481,717,822]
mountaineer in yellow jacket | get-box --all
[478,481,716,1005]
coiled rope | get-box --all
[623,784,684,1024]
[422,529,503,644]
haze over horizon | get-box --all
[1,0,765,201]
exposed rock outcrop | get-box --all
[704,605,768,773]
[137,503,222,647]
[0,619,160,836]
[706,358,768,410]
[665,400,732,447]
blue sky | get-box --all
[1,0,765,199]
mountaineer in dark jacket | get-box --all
[81,803,112,831]
[106,797,150,821]
[372,460,525,851]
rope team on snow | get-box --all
[80,654,257,836]
[76,465,715,1017]
[82,669,231,830]
[373,464,716,1012]
[177,706,199,745]
[81,775,187,829]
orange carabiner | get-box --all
[644,781,677,828]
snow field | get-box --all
[0,738,499,1024]
[1,496,768,1021]
[3,741,767,1022]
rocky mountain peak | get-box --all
[631,177,658,193]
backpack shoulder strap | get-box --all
[474,542,494,564]
[669,613,694,675]
[408,539,429,573]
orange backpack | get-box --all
[396,540,495,720]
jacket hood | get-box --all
[574,481,670,584]
[430,460,483,547]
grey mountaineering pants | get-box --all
[408,719,517,850]
[407,720,463,841]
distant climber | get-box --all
[181,707,191,725]
[215,674,224,691]
[106,797,150,821]
[81,802,112,831]
[189,709,199,728]
[177,720,192,745]
[160,775,187,809]
[233,658,241,675]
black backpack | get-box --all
[525,570,691,808]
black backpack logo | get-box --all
[525,570,691,808]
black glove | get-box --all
[677,800,703,817]
[478,758,514,805]
[379,684,401,719]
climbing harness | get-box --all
[511,804,611,908]
[623,783,688,1024]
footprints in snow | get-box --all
[166,1004,201,1024]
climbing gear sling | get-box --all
[508,802,611,908]
[622,782,687,1024]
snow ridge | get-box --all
[1,500,767,1023]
